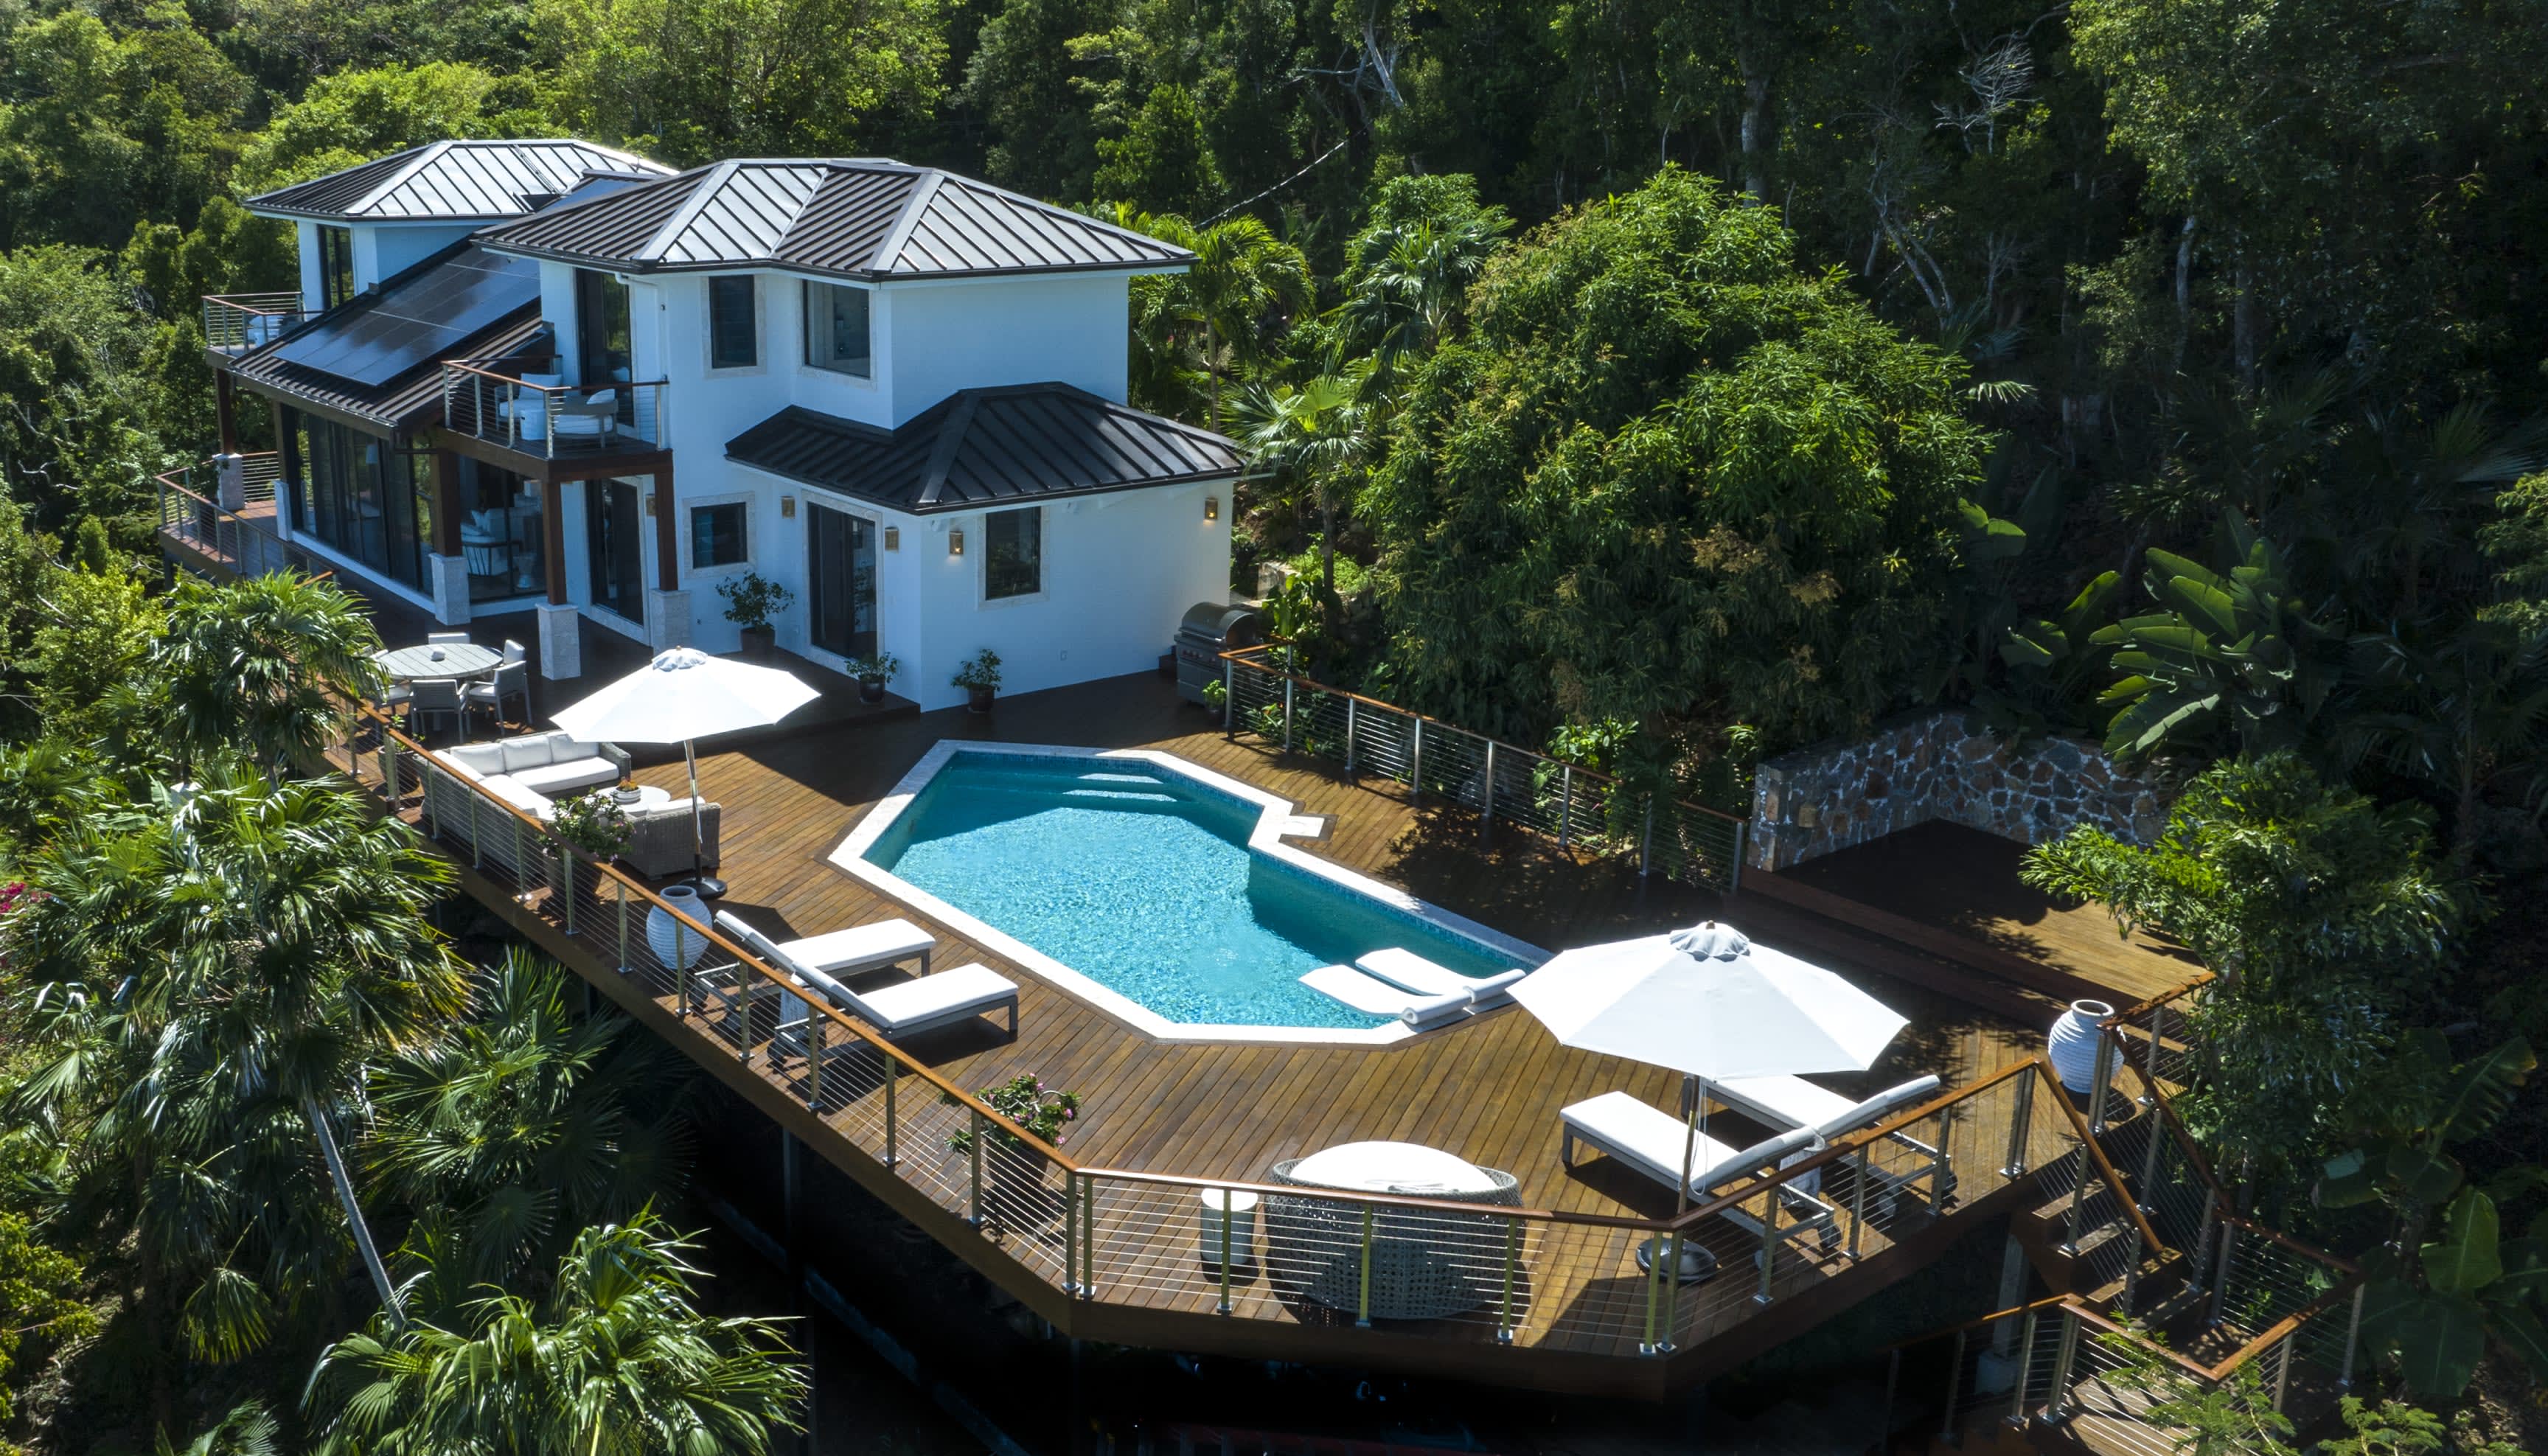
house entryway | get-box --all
[805,501,877,658]
[585,477,646,626]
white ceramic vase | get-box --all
[2047,999,2115,1092]
[647,884,710,971]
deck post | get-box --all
[2269,1332,2294,1411]
[2117,1225,2144,1316]
[1558,765,1573,851]
[511,820,527,894]
[2002,1070,2035,1177]
[737,970,753,1062]
[1497,1218,1517,1343]
[2086,1032,2118,1136]
[1480,741,1496,839]
[2143,1005,2166,1104]
[1344,697,1357,776]
[2209,1223,2237,1326]
[1640,1233,1663,1354]
[560,852,575,936]
[1409,718,1423,802]
[2047,1309,2081,1421]
[1753,1201,1778,1305]
[1281,675,1295,752]
[1222,659,1236,741]
[2135,1084,2166,1213]
[1847,1147,1870,1260]
[2336,1283,2366,1387]
[804,1013,824,1108]
[883,1060,899,1168]
[616,881,630,974]
[1064,1172,1079,1295]
[1639,798,1655,877]
[2012,1309,2041,1423]
[1657,1230,1683,1349]
[1940,1328,1966,1441]
[2057,1146,2092,1256]
[1355,1207,1374,1328]
[967,1110,984,1227]
[1216,1188,1234,1314]
[1080,1177,1095,1297]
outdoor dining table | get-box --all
[377,642,502,681]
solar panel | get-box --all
[265,247,540,387]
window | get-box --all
[984,507,1042,599]
[576,268,633,385]
[708,276,758,369]
[691,501,749,568]
[803,282,871,377]
[317,226,356,309]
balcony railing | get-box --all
[156,455,293,579]
[203,293,311,353]
[442,358,667,459]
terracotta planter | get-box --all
[737,625,775,655]
[967,686,996,714]
[858,675,888,704]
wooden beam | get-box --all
[653,461,678,593]
[542,477,568,606]
[430,450,464,557]
[215,371,238,455]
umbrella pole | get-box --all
[683,739,725,899]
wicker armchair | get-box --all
[621,799,720,879]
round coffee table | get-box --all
[379,642,501,680]
[608,784,672,809]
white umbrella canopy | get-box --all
[551,648,821,894]
[551,647,820,744]
[1510,925,1907,1081]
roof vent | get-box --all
[515,189,563,212]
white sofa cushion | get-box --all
[445,742,507,779]
[512,756,620,795]
[477,773,554,819]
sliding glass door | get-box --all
[279,407,427,590]
[806,502,875,658]
[585,478,644,626]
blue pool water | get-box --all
[863,753,1522,1028]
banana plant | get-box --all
[2317,1034,2547,1397]
[2093,513,2342,762]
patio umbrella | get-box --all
[1511,920,1907,1240]
[550,647,818,896]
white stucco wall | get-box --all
[883,274,1132,418]
[295,222,322,312]
[360,223,478,288]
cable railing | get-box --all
[442,356,668,459]
[202,291,310,352]
[1218,644,1748,893]
[336,705,2075,1365]
[156,459,294,581]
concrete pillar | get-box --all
[425,552,471,626]
[647,588,692,652]
[215,453,247,511]
[536,602,581,680]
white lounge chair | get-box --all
[1300,963,1529,1028]
[1356,949,1529,1011]
[714,910,1014,1045]
[1708,1073,1952,1212]
[1559,1091,1839,1253]
[715,910,934,980]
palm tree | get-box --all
[1113,206,1312,431]
[1230,368,1379,596]
[9,765,465,1416]
[366,950,691,1303]
[307,1213,805,1456]
[1332,209,1508,365]
[156,1401,281,1456]
[150,572,386,778]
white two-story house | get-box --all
[211,144,1239,711]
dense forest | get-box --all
[3,0,2548,1446]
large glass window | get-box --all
[691,501,748,568]
[461,459,544,602]
[984,506,1042,599]
[317,226,356,309]
[279,406,425,589]
[802,282,871,377]
[576,268,633,386]
[708,276,757,369]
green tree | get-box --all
[2023,752,2465,1171]
[1365,166,1988,750]
[0,244,161,538]
[1329,173,1511,368]
[1091,83,1219,217]
[307,1213,805,1456]
[233,62,537,195]
[1231,369,1376,597]
[149,572,386,778]
[28,562,166,745]
[1116,208,1310,428]
[0,1209,94,1429]
[156,1401,281,1456]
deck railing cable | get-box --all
[1218,644,1747,893]
[156,459,294,580]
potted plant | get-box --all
[552,789,632,862]
[1200,678,1228,721]
[843,651,901,705]
[944,1073,1080,1223]
[717,571,795,655]
[952,647,1002,714]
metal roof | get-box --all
[247,140,674,222]
[478,160,1192,280]
[226,243,547,430]
[725,384,1239,513]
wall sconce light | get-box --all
[1204,494,1219,522]
[883,526,900,551]
[947,527,964,557]
[781,495,796,518]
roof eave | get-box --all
[475,243,1193,281]
[723,453,1238,515]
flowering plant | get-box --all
[552,790,632,860]
[944,1073,1079,1153]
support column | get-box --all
[268,401,296,541]
[215,372,239,455]
[647,464,691,652]
[537,474,579,680]
[424,448,470,625]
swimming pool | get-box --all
[834,744,1544,1043]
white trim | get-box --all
[831,742,1546,1046]
[978,504,1046,607]
[681,492,755,577]
[699,272,767,376]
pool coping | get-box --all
[829,741,1549,1046]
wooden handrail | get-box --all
[2099,973,2213,1029]
[361,707,1062,1161]
[1218,642,1749,828]
[2207,1275,2362,1379]
[2061,1298,2229,1382]
[2044,1056,2172,1258]
[1882,1292,2071,1350]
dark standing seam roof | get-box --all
[224,243,547,431]
[476,160,1191,280]
[247,139,672,221]
[725,384,1239,513]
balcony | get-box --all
[441,357,667,464]
[203,293,311,354]
[155,453,296,580]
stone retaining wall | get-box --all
[1746,711,2171,871]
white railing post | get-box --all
[2336,1283,2366,1387]
[1558,764,1574,851]
[1343,697,1357,776]
[2047,1308,2081,1421]
[1222,658,1236,740]
[1409,717,1424,802]
[1639,798,1655,877]
[1480,740,1496,839]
